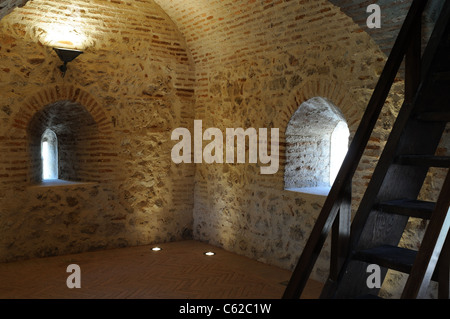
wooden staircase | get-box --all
[283,0,450,299]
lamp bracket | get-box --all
[53,48,83,77]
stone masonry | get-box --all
[0,0,449,298]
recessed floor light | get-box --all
[152,247,162,251]
[204,251,215,256]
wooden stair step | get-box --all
[377,199,435,219]
[353,245,440,281]
[432,71,450,81]
[416,112,450,122]
[395,155,450,168]
[353,245,417,275]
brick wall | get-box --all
[156,0,390,275]
[1,0,445,54]
[156,0,446,298]
[1,0,448,298]
[0,0,195,262]
[24,90,116,184]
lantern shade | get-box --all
[53,47,83,63]
[53,47,83,77]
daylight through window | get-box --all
[41,129,58,180]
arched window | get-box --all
[41,129,58,180]
[28,100,104,184]
[285,97,349,195]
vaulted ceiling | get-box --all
[0,0,444,60]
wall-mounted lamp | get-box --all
[53,47,83,77]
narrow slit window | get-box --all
[41,129,58,180]
[330,121,350,185]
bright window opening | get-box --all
[41,129,58,180]
[330,121,350,185]
[284,97,349,196]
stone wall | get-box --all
[156,0,448,298]
[1,0,449,299]
[0,0,195,262]
[156,0,394,278]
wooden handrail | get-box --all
[283,0,430,299]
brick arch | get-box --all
[10,84,118,185]
[275,78,362,186]
[279,78,361,138]
[13,84,113,135]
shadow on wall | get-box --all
[327,0,445,57]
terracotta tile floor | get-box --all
[0,240,323,299]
